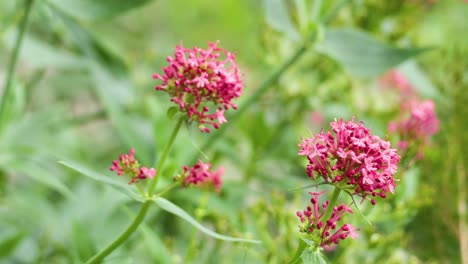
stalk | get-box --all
[0,0,35,134]
[86,116,184,263]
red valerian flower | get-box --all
[153,41,243,133]
[298,118,400,204]
[110,148,156,184]
[296,191,359,247]
[388,99,439,155]
[180,160,223,192]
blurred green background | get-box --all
[0,0,466,263]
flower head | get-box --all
[110,148,156,184]
[298,118,400,204]
[389,99,439,142]
[388,99,439,159]
[296,191,358,247]
[179,160,224,192]
[153,41,243,133]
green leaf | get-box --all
[2,29,85,69]
[398,61,440,99]
[395,167,419,203]
[48,9,128,74]
[263,0,301,41]
[59,160,143,202]
[301,248,327,264]
[166,106,179,120]
[5,158,75,199]
[0,81,25,134]
[72,222,96,261]
[152,197,261,244]
[0,231,24,259]
[344,189,372,226]
[46,0,153,21]
[316,28,427,77]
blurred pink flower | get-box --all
[298,118,400,204]
[181,160,224,192]
[310,111,326,128]
[296,191,359,247]
[110,148,156,184]
[379,70,415,99]
[153,41,243,133]
[388,99,439,157]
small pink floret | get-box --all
[110,149,157,184]
[181,160,224,192]
[296,191,358,247]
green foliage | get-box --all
[59,160,143,201]
[0,0,465,263]
[301,249,327,264]
[316,28,427,77]
[152,197,261,244]
[0,231,24,260]
[46,0,153,21]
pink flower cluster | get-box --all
[380,70,439,157]
[388,100,439,154]
[153,41,243,133]
[296,191,359,247]
[110,148,156,184]
[180,160,223,192]
[298,119,400,204]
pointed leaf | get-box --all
[166,106,179,120]
[46,0,153,21]
[6,158,74,199]
[398,61,440,99]
[0,231,24,259]
[59,160,143,202]
[3,29,86,69]
[316,28,427,77]
[301,248,327,264]
[152,197,261,244]
[343,189,372,226]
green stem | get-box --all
[134,182,146,197]
[86,116,184,263]
[0,0,35,134]
[86,202,151,264]
[322,187,341,221]
[311,0,323,22]
[148,116,184,194]
[288,238,307,264]
[287,188,341,264]
[322,0,350,24]
[155,181,181,197]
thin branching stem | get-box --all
[0,0,35,133]
[86,116,184,263]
